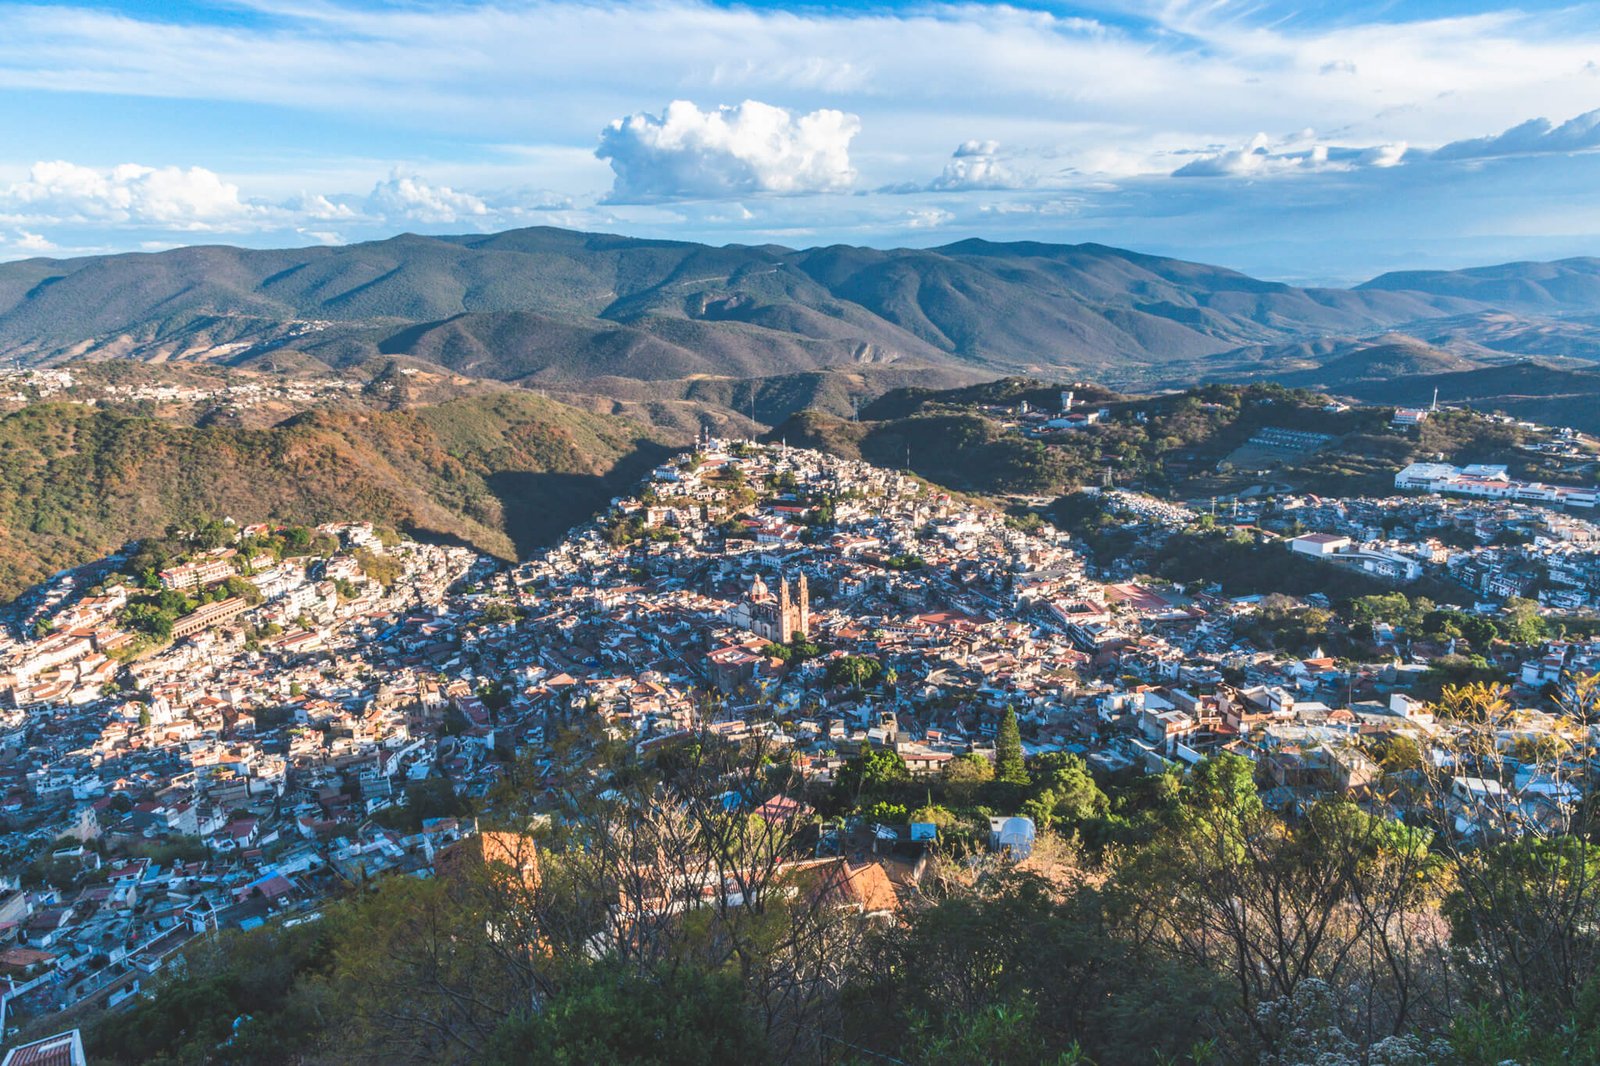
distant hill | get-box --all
[1335,360,1600,433]
[1358,258,1600,314]
[1405,311,1600,362]
[0,391,674,602]
[1261,336,1489,389]
[0,227,1524,388]
[772,378,1554,501]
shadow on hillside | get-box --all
[489,441,677,558]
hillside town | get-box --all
[2,432,1600,1045]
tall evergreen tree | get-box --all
[996,705,1027,785]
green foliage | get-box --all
[1022,753,1110,832]
[353,547,403,587]
[370,777,475,832]
[825,654,883,690]
[1182,752,1262,818]
[1449,986,1600,1066]
[483,963,767,1066]
[847,872,1225,1066]
[1155,529,1391,603]
[832,743,910,810]
[941,751,995,806]
[863,800,909,823]
[903,999,1089,1066]
[479,599,520,625]
[87,920,331,1066]
[1501,596,1550,645]
[761,636,822,664]
[995,706,1027,785]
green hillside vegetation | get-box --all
[66,730,1600,1066]
[773,379,1562,502]
[0,392,675,603]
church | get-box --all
[725,572,810,644]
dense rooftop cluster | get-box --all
[5,432,1600,1061]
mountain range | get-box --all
[3,228,1600,602]
[7,228,1600,391]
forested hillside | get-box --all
[0,392,673,601]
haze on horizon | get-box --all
[2,0,1600,283]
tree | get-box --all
[846,870,1221,1066]
[941,753,994,807]
[1433,682,1511,724]
[354,548,403,587]
[483,963,768,1065]
[480,600,519,625]
[825,655,883,690]
[834,743,910,809]
[1501,597,1549,645]
[1024,754,1109,831]
[995,707,1027,786]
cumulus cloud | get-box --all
[928,140,1024,191]
[365,173,489,223]
[1172,133,1282,177]
[596,99,859,202]
[1433,108,1600,161]
[878,140,1026,194]
[2,161,253,229]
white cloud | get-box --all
[902,207,954,229]
[596,100,859,202]
[12,229,53,253]
[365,173,489,223]
[1358,143,1408,168]
[927,140,1024,191]
[1433,108,1600,160]
[0,2,1598,276]
[287,191,358,221]
[1172,134,1283,177]
[1174,131,1409,177]
[2,161,254,229]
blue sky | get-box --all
[1,1,1599,282]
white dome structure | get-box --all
[989,815,1036,861]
